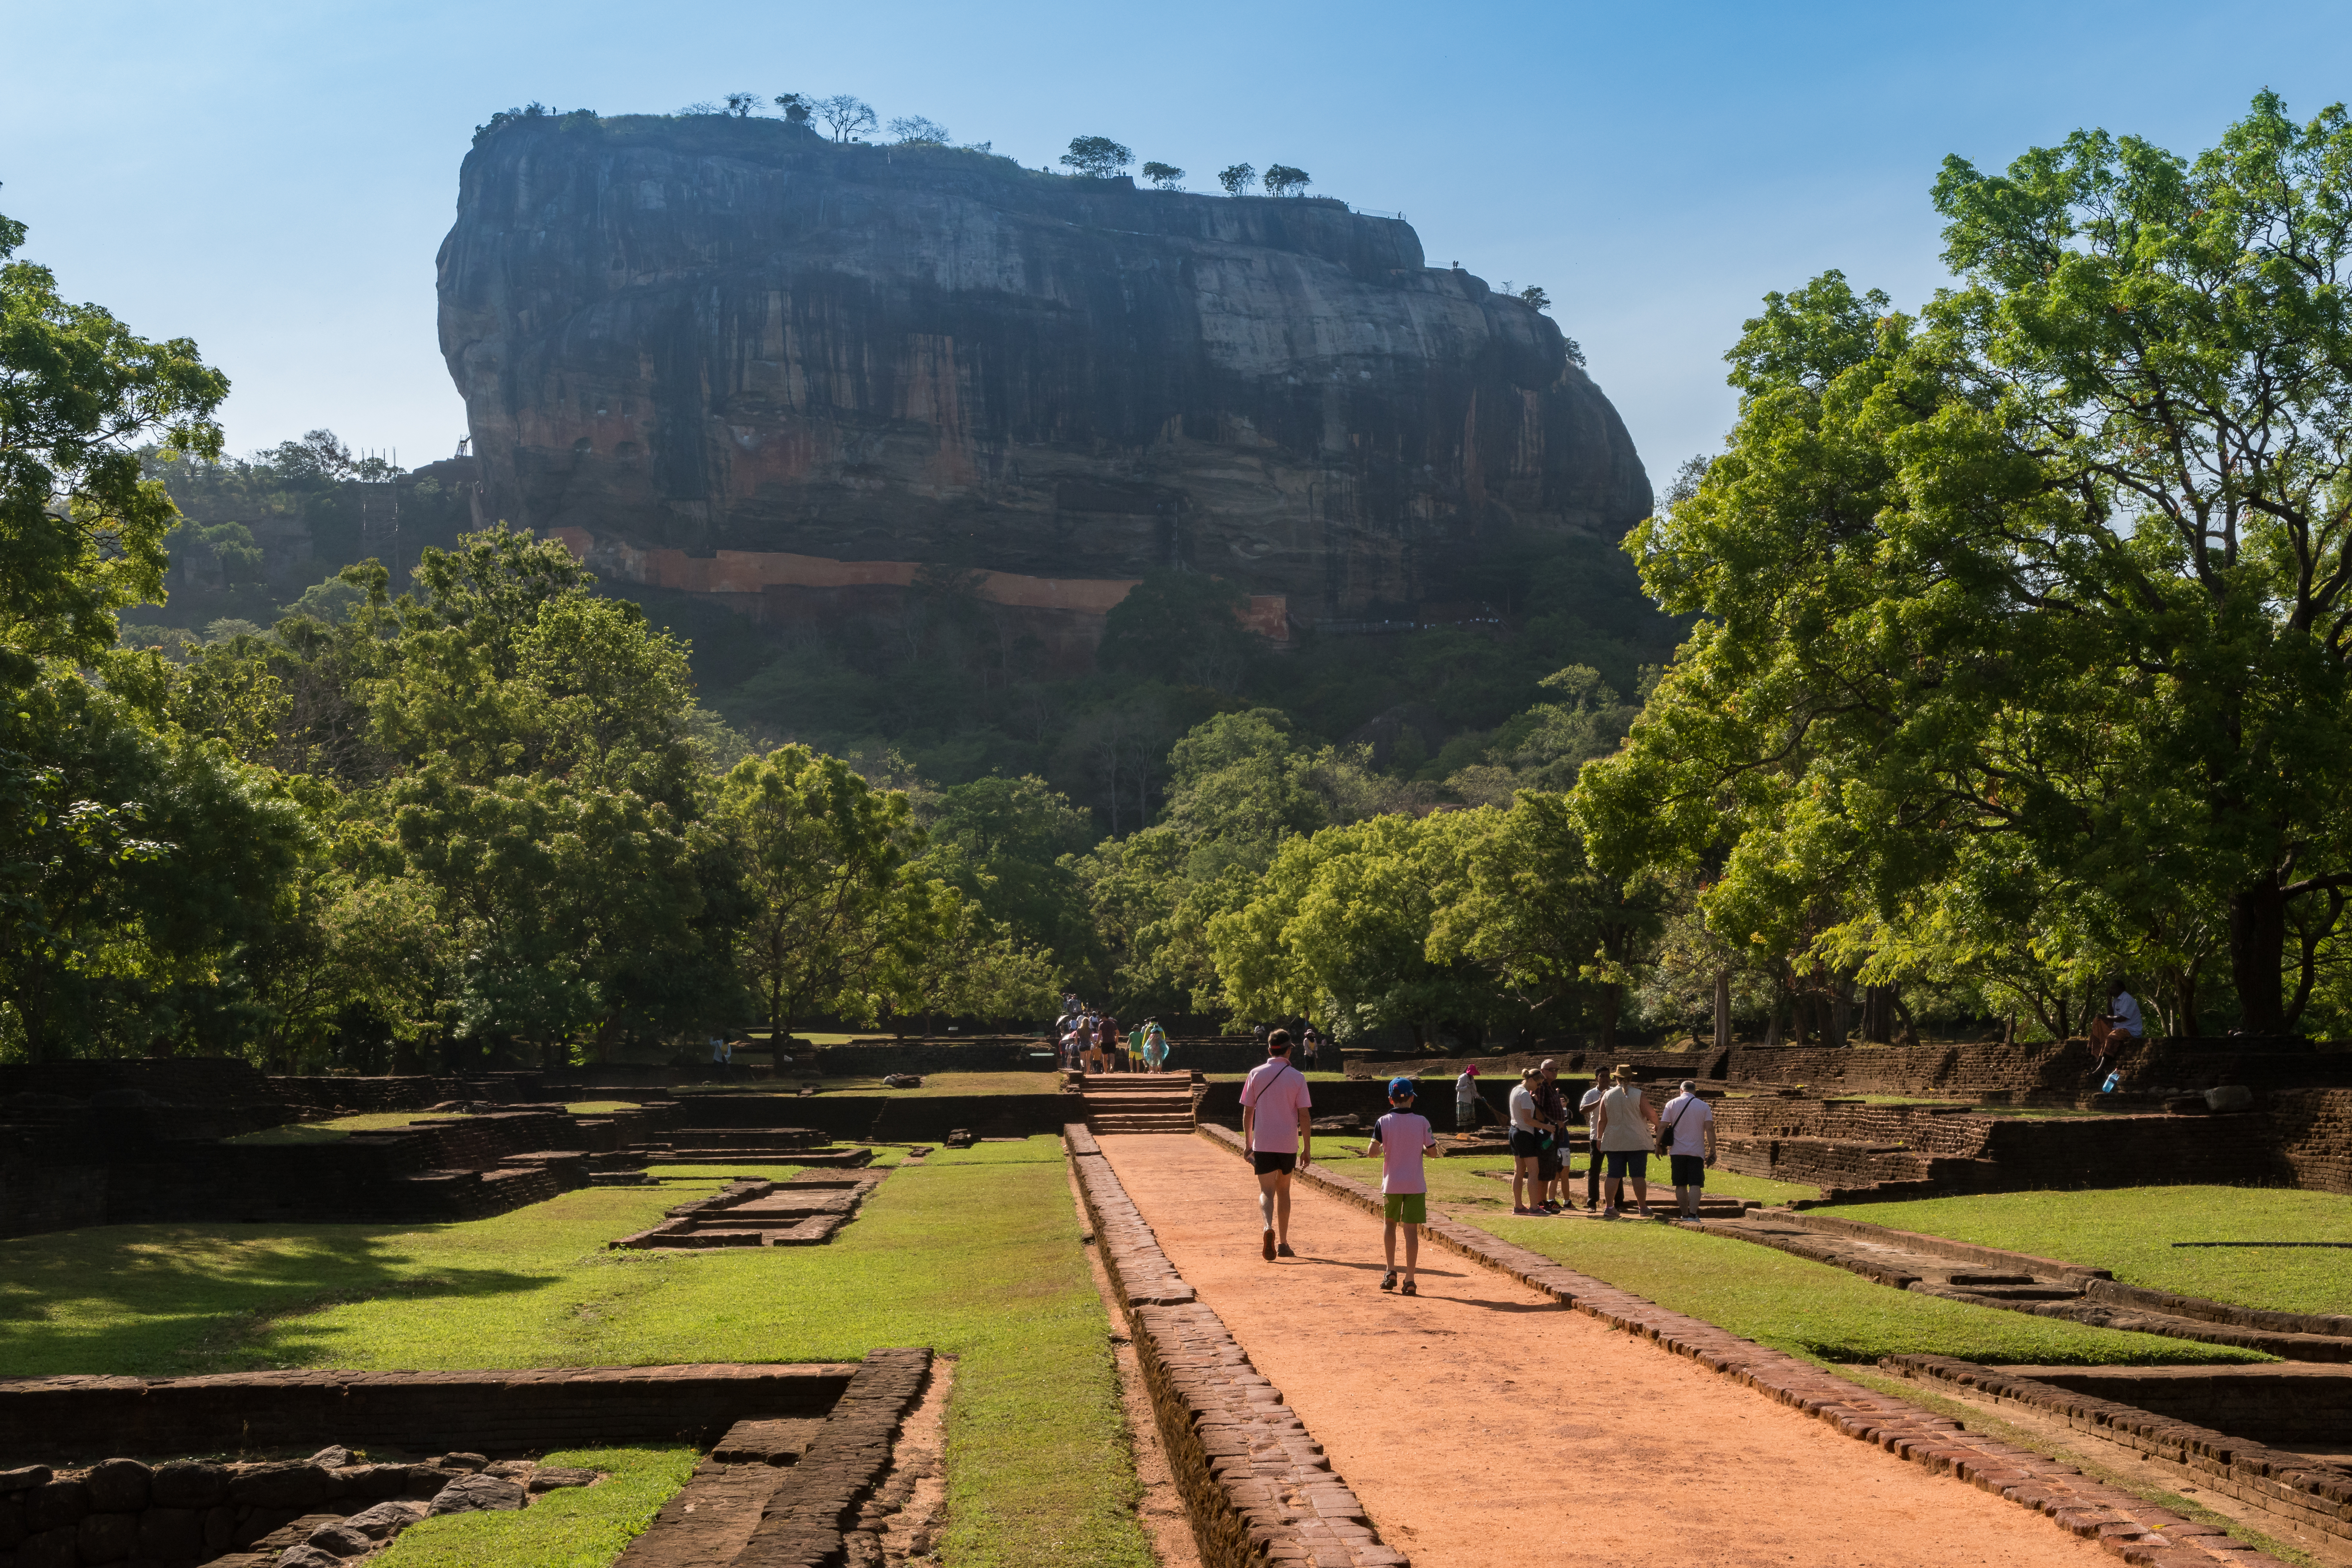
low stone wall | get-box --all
[664,1092,1070,1143]
[1889,1358,2352,1552]
[1065,1126,1402,1568]
[0,1364,855,1467]
[1721,1040,2352,1097]
[2268,1088,2352,1195]
[1709,1095,2291,1200]
[807,1039,1043,1076]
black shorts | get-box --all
[1603,1149,1649,1179]
[1251,1150,1299,1176]
[1509,1130,1544,1159]
[1670,1154,1707,1187]
[1537,1147,1563,1180]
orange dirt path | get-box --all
[1100,1134,2111,1568]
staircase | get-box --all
[1082,1073,1198,1135]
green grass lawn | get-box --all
[228,1105,646,1147]
[1309,1153,2270,1367]
[374,1447,694,1568]
[0,1137,1147,1568]
[1818,1186,2352,1317]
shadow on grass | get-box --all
[0,1223,560,1377]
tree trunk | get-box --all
[1712,971,1732,1051]
[1829,977,1852,1047]
[2228,879,2288,1032]
[2172,964,2202,1038]
[1860,984,1895,1044]
[1596,982,1621,1052]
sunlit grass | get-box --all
[0,1138,1148,1567]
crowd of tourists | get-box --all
[1233,1034,1719,1295]
[1055,995,1172,1074]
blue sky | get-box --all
[6,1,2349,489]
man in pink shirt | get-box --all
[1238,1029,1313,1261]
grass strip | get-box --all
[1814,1186,2352,1316]
[370,1446,695,1568]
[1321,1153,2273,1366]
[0,1138,1150,1568]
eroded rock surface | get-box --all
[438,114,1652,620]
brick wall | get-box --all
[2266,1088,2352,1195]
[0,1364,857,1466]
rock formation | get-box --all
[436,114,1651,626]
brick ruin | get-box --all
[0,1353,932,1568]
[0,1062,893,1242]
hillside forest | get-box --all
[13,95,2352,1067]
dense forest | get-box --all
[13,95,2352,1068]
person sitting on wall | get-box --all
[2089,978,2145,1078]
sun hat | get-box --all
[1387,1076,1418,1099]
[1611,1063,1637,1081]
[1461,1063,1479,1076]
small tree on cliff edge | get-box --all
[723,92,761,118]
[774,93,812,125]
[1141,161,1186,190]
[1263,164,1311,197]
[1061,136,1133,179]
[815,95,876,142]
[1218,162,1257,196]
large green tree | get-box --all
[1581,95,2352,1036]
[714,745,943,1036]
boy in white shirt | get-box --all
[1366,1076,1436,1295]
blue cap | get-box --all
[1387,1076,1418,1099]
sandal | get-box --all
[1275,1242,1295,1258]
[1261,1230,1276,1261]
[1400,1280,1417,1296]
[1380,1269,1396,1292]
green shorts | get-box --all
[1382,1192,1427,1225]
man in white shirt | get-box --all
[1658,1078,1717,1219]
[1239,1030,1314,1261]
[2091,979,2145,1078]
[1577,1074,1607,1211]
[1453,1063,1482,1133]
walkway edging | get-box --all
[1191,1123,2283,1568]
[1067,1126,1405,1568]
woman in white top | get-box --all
[1592,1065,1661,1219]
[1507,1067,1556,1215]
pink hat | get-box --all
[1462,1063,1479,1076]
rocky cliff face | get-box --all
[437,114,1651,621]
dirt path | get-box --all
[1100,1134,2112,1568]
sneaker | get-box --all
[1511,1205,1536,1215]
[1399,1280,1417,1296]
[1541,1202,1563,1213]
[1275,1242,1295,1258]
[1380,1269,1397,1291]
[1600,1207,1620,1221]
[1261,1229,1276,1261]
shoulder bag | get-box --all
[1654,1094,1693,1157]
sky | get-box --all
[7,0,2351,488]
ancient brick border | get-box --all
[1889,1357,2352,1551]
[731,1348,930,1568]
[0,1364,857,1467]
[1192,1123,2285,1568]
[1066,1126,1404,1568]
